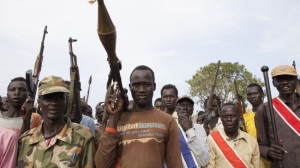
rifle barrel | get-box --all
[212,60,221,93]
[68,37,77,65]
[292,60,296,70]
[206,60,221,111]
[42,26,48,43]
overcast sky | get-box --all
[0,0,299,113]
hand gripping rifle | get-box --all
[66,37,82,123]
[234,79,246,130]
[97,0,129,130]
[26,26,48,106]
[261,66,283,168]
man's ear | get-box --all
[272,78,276,87]
[153,82,156,91]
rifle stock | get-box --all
[66,37,82,123]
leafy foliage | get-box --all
[187,62,264,109]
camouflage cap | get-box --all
[271,65,297,77]
[38,75,69,96]
[176,95,194,105]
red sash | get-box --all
[273,97,300,137]
[211,131,247,168]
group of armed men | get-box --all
[0,63,299,168]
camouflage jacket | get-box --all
[17,118,95,168]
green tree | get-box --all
[187,62,264,109]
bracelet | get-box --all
[105,127,118,134]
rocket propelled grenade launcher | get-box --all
[97,0,129,109]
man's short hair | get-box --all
[198,111,205,116]
[160,84,178,97]
[130,65,155,82]
[154,98,162,104]
[7,77,26,90]
[247,83,263,93]
[221,102,238,115]
[96,101,105,108]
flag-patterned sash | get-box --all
[179,126,198,168]
[273,97,300,137]
[210,131,247,168]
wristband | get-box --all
[105,127,118,134]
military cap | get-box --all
[271,65,297,77]
[38,75,69,96]
[176,95,194,105]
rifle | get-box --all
[234,79,246,130]
[26,25,48,105]
[97,0,129,130]
[86,75,92,104]
[203,61,221,134]
[292,60,300,95]
[66,37,82,124]
[261,66,284,168]
[205,60,221,113]
[25,25,48,113]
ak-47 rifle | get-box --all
[86,75,92,104]
[203,61,221,134]
[205,60,221,113]
[97,0,129,130]
[66,37,82,124]
[234,79,246,130]
[292,60,300,95]
[26,26,48,105]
